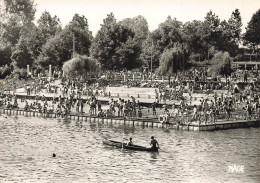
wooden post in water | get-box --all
[122,117,125,150]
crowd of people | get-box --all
[0,67,259,124]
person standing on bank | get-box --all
[150,136,159,149]
[151,102,157,117]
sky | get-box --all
[33,0,260,36]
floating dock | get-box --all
[0,108,259,131]
[4,93,179,107]
[170,120,259,131]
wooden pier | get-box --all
[168,120,259,131]
[0,108,259,131]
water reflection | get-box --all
[150,152,159,159]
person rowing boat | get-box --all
[103,138,158,152]
[150,136,159,150]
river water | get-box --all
[0,116,259,183]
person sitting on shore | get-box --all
[32,102,37,109]
[52,97,56,104]
[49,105,54,113]
[171,104,179,118]
[24,102,29,111]
[6,101,12,109]
[44,99,48,107]
[163,106,169,115]
[29,103,34,111]
[13,100,18,108]
[37,103,42,113]
[62,105,68,117]
[97,109,104,117]
[56,104,61,116]
[41,95,46,101]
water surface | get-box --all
[0,116,259,182]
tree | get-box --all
[208,51,231,77]
[119,15,149,48]
[156,48,184,76]
[0,0,36,46]
[91,13,136,70]
[216,9,242,56]
[244,9,260,52]
[36,35,61,68]
[114,37,140,69]
[0,0,36,73]
[0,64,12,79]
[62,55,99,78]
[140,16,183,69]
[27,11,61,59]
[4,0,35,24]
[202,10,222,59]
[11,36,34,69]
[67,14,93,55]
[37,11,62,38]
[182,20,207,61]
[218,20,235,56]
[228,9,242,45]
[0,42,12,78]
[0,43,12,66]
[140,33,161,69]
[156,16,183,51]
[37,14,93,69]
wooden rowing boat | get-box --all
[103,139,159,152]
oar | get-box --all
[100,128,120,140]
[122,118,125,150]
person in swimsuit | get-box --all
[150,136,159,149]
[127,137,133,146]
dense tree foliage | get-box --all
[37,14,93,69]
[119,15,149,50]
[218,9,242,56]
[27,11,62,59]
[156,48,184,76]
[141,17,183,69]
[244,9,260,50]
[0,1,258,78]
[0,0,36,74]
[11,36,34,69]
[140,33,160,69]
[91,13,138,70]
[0,44,12,67]
[62,55,99,78]
[0,0,36,46]
[182,20,206,61]
[208,51,231,77]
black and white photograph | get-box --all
[0,0,259,182]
